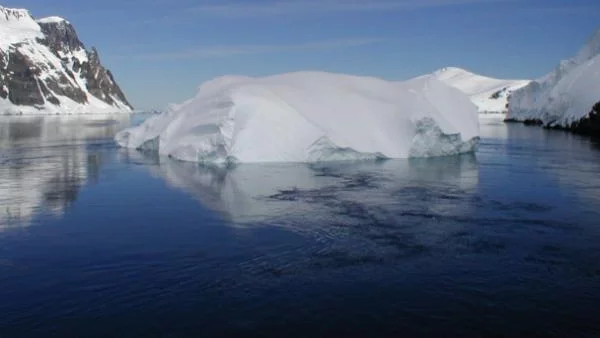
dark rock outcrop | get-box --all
[81,47,131,107]
[568,101,600,136]
[3,47,45,106]
[37,19,83,55]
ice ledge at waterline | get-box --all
[116,72,480,164]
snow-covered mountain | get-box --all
[507,28,600,135]
[418,67,530,114]
[116,71,479,164]
[0,5,132,115]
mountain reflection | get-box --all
[128,152,480,236]
[0,115,130,229]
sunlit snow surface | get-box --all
[0,6,41,48]
[116,72,479,163]
[425,67,530,114]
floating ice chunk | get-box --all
[116,71,479,163]
[409,117,479,157]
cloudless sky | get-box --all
[3,0,599,109]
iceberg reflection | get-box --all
[132,153,480,234]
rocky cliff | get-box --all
[0,6,132,115]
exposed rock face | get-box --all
[37,18,83,54]
[2,47,45,107]
[0,6,132,114]
[81,47,131,107]
[569,101,600,136]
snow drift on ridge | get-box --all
[416,67,530,114]
[116,72,479,164]
[507,28,600,128]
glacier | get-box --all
[116,71,479,164]
[507,28,600,132]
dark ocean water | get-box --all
[0,115,599,337]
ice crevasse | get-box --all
[116,72,480,164]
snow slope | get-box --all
[418,67,530,114]
[0,5,132,115]
[0,6,42,48]
[116,71,479,164]
[507,28,600,128]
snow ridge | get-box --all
[0,6,33,22]
[0,5,41,49]
[421,67,530,114]
[36,16,68,24]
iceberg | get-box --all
[116,72,479,164]
[507,28,600,133]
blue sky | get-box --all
[3,0,599,109]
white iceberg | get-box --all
[508,28,600,128]
[116,72,479,164]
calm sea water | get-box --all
[1,115,599,337]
